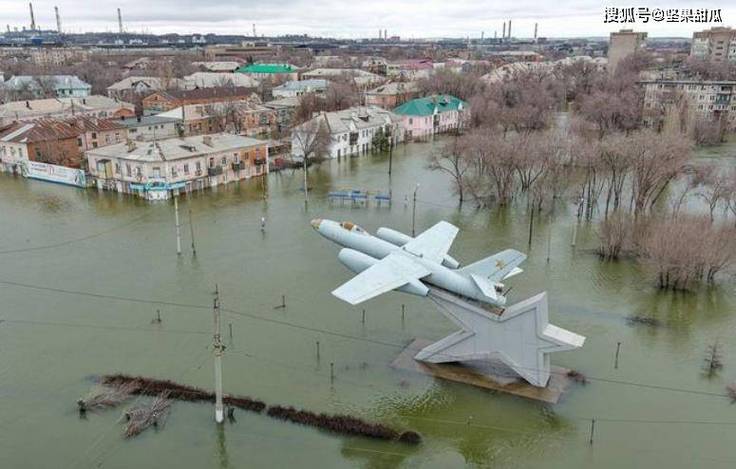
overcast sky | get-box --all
[1,1,734,38]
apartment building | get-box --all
[291,106,403,160]
[690,27,736,63]
[608,29,647,74]
[393,95,469,140]
[87,134,269,200]
[642,79,736,130]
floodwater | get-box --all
[0,139,735,469]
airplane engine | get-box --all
[338,248,377,274]
[375,227,412,247]
[376,227,461,269]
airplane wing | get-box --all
[332,252,431,305]
[401,221,459,264]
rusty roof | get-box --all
[65,115,127,133]
[0,118,81,143]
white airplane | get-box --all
[311,219,526,307]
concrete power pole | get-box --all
[212,293,225,424]
[173,192,182,255]
[29,3,36,31]
[55,6,61,34]
[117,8,123,34]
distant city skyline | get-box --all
[1,1,734,39]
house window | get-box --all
[184,164,190,174]
[196,161,202,172]
[126,163,132,176]
[115,163,120,174]
[221,156,227,166]
[152,167,161,178]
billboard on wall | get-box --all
[21,161,87,188]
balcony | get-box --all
[207,165,223,176]
[232,161,243,171]
[254,158,266,166]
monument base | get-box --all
[390,338,574,404]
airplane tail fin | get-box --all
[460,249,526,282]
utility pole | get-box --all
[173,192,182,255]
[388,133,393,176]
[411,183,419,237]
[188,202,197,256]
[213,293,225,424]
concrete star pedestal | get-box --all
[391,289,585,404]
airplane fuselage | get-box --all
[312,219,503,305]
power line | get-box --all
[0,277,733,400]
[1,318,209,336]
[0,214,149,255]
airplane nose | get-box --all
[310,218,323,230]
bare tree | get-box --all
[427,135,471,205]
[292,118,331,204]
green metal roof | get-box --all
[393,95,466,116]
[236,64,295,74]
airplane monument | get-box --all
[311,218,585,391]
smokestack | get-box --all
[55,6,61,33]
[508,20,512,38]
[29,3,36,31]
[481,31,484,41]
[117,8,123,34]
[502,22,506,39]
[494,30,497,39]
[534,22,538,39]
[384,29,387,40]
[252,23,256,37]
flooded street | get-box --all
[1,139,736,469]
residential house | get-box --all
[142,87,258,113]
[191,61,242,73]
[272,79,329,98]
[263,96,300,132]
[115,115,181,141]
[236,63,299,82]
[365,81,419,108]
[386,60,434,80]
[87,134,269,200]
[0,96,135,126]
[156,99,276,137]
[66,116,128,152]
[182,72,260,90]
[642,79,736,131]
[107,76,184,101]
[291,106,403,160]
[300,68,383,87]
[0,119,84,172]
[393,95,469,140]
[1,75,92,99]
